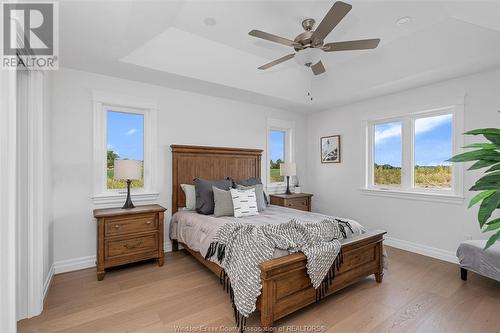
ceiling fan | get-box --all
[249,1,380,75]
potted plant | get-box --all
[448,128,500,249]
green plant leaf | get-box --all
[483,218,500,232]
[469,182,500,191]
[447,149,500,162]
[476,171,500,184]
[465,128,500,136]
[468,159,498,170]
[485,134,500,146]
[485,162,500,173]
[469,190,496,208]
[463,143,499,150]
[486,217,500,225]
[484,230,500,250]
[478,192,500,226]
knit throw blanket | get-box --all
[205,218,352,330]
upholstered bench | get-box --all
[456,240,500,282]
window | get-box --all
[364,106,463,200]
[106,111,144,189]
[270,130,285,183]
[267,119,294,186]
[93,91,158,204]
[414,114,453,189]
[374,121,402,187]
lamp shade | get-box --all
[114,159,142,180]
[280,162,296,177]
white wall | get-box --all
[307,68,500,259]
[51,67,308,264]
[43,72,54,293]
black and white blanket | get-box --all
[205,218,352,329]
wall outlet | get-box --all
[464,234,473,241]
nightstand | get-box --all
[93,204,166,281]
[269,193,313,212]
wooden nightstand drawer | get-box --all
[285,198,309,210]
[270,193,313,212]
[105,214,157,237]
[94,204,166,280]
[106,234,158,259]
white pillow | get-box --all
[180,184,196,211]
[230,188,259,218]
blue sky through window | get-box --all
[414,114,452,166]
[375,122,402,167]
[107,111,144,161]
[270,130,285,162]
[374,114,452,167]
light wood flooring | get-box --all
[19,246,500,333]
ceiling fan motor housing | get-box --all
[294,19,324,51]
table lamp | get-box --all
[280,162,296,195]
[114,159,142,209]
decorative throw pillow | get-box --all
[213,186,234,217]
[230,188,259,218]
[193,178,232,215]
[233,177,269,206]
[180,184,196,211]
[236,184,266,212]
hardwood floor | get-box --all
[19,246,500,333]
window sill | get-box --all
[359,188,464,204]
[266,184,288,194]
[92,192,160,205]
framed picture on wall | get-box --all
[320,135,341,163]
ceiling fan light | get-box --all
[295,48,322,67]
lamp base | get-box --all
[285,176,292,195]
[122,179,135,209]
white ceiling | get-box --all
[59,0,500,112]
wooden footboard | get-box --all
[176,230,385,328]
[257,230,385,327]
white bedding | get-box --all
[170,205,366,262]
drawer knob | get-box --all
[145,221,152,225]
[114,224,120,229]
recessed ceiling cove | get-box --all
[59,0,500,112]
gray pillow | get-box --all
[236,184,266,212]
[213,186,234,217]
[233,177,269,206]
[233,177,262,187]
[193,178,232,215]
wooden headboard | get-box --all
[171,145,263,213]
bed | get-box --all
[170,144,385,327]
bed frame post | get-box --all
[259,272,275,327]
[375,241,384,283]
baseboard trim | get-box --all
[43,264,55,301]
[54,255,96,274]
[384,236,458,264]
[53,242,174,275]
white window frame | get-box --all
[267,118,295,190]
[92,91,159,205]
[361,105,464,204]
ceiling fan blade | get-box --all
[249,30,298,48]
[313,1,352,44]
[311,61,326,75]
[323,38,380,52]
[258,53,295,70]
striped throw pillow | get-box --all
[230,188,259,218]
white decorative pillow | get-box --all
[230,188,259,218]
[180,184,196,211]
